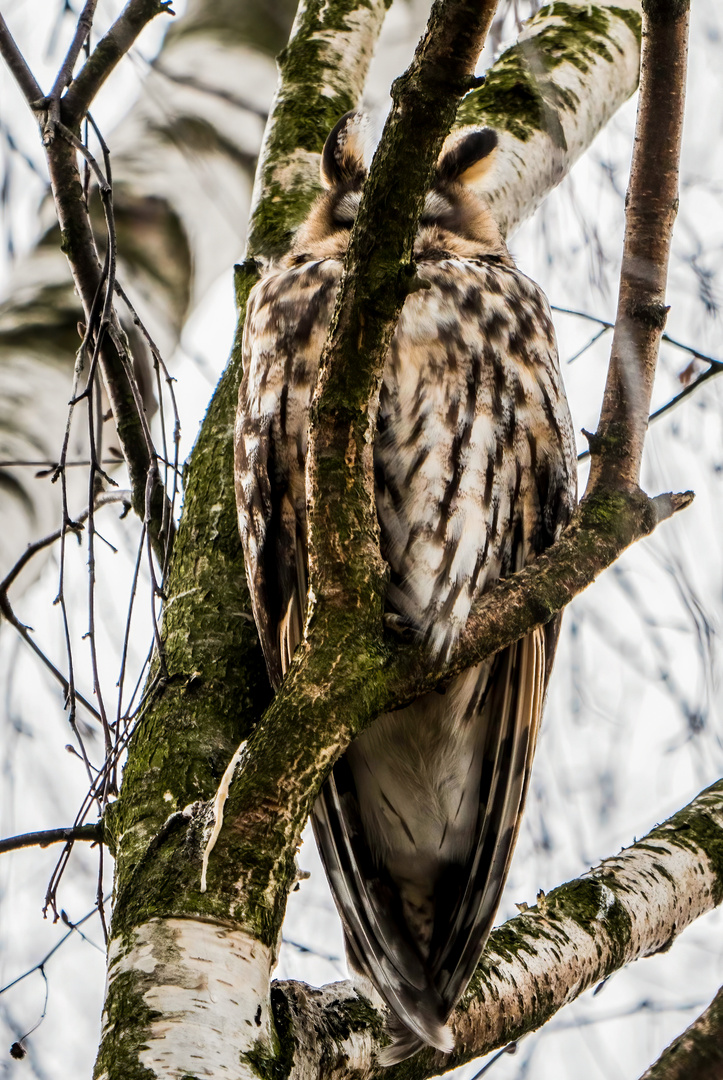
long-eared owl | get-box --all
[235,113,576,1064]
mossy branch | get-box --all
[246,0,389,260]
[390,487,693,701]
[305,0,500,609]
[195,483,693,946]
[272,777,723,1080]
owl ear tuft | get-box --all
[320,112,368,190]
[436,128,498,187]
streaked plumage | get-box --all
[235,114,576,1063]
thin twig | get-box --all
[0,824,103,856]
[49,0,98,101]
[62,0,175,124]
[0,491,131,594]
[0,14,44,105]
[0,900,109,999]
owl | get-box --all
[235,113,576,1064]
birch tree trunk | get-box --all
[92,4,671,1078]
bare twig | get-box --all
[0,490,131,594]
[62,0,175,125]
[49,0,98,102]
[0,823,103,856]
[0,906,104,996]
[0,490,131,727]
[0,14,43,105]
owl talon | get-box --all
[383,613,422,641]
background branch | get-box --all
[61,0,173,124]
[639,984,723,1080]
[0,14,43,105]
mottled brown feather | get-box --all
[234,117,576,1063]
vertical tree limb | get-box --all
[306,0,500,609]
[588,0,690,493]
[246,0,390,260]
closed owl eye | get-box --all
[331,191,361,228]
[419,191,454,227]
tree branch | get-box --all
[50,0,99,103]
[246,0,389,260]
[194,0,678,944]
[456,2,643,239]
[390,487,694,701]
[306,0,501,614]
[639,984,723,1080]
[61,0,174,125]
[588,0,690,493]
[272,778,723,1080]
[0,14,43,105]
[0,823,103,856]
[42,131,169,557]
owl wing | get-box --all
[313,260,575,1061]
[235,263,338,688]
[312,627,545,1061]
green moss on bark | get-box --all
[109,261,269,939]
[247,0,389,258]
[93,970,158,1080]
[654,780,723,904]
[457,3,641,142]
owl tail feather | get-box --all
[378,1012,452,1067]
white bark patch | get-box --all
[279,979,384,1080]
[201,741,248,892]
[101,919,273,1080]
[478,3,642,238]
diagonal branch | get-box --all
[390,487,693,701]
[272,778,723,1080]
[61,0,174,125]
[50,0,99,103]
[0,14,43,103]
